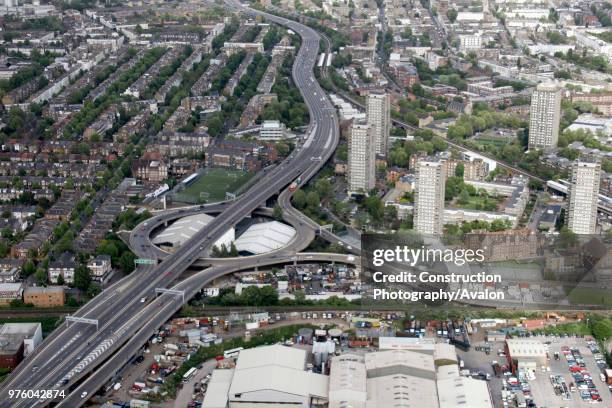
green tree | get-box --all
[292,189,306,209]
[273,204,283,221]
[119,252,136,274]
[56,274,65,286]
[294,289,306,303]
[259,285,279,305]
[384,205,397,225]
[35,268,47,286]
[458,189,470,205]
[591,317,612,341]
[97,240,119,258]
[66,297,79,307]
[315,179,333,199]
[305,191,320,209]
[557,227,579,248]
[388,147,409,167]
[22,261,36,278]
[455,163,465,178]
[548,7,559,23]
[364,196,384,221]
[447,8,458,23]
[74,265,91,291]
[276,141,290,156]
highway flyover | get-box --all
[0,3,342,407]
[56,251,357,407]
[128,194,359,267]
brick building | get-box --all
[24,286,65,307]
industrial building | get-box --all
[437,365,494,408]
[234,221,296,254]
[378,336,436,353]
[153,215,297,256]
[504,338,548,376]
[152,213,235,251]
[203,344,328,408]
[329,348,492,408]
[328,354,367,408]
[0,323,42,369]
[365,350,438,408]
[202,369,234,408]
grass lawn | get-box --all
[565,287,612,306]
[471,137,508,148]
[174,169,254,203]
[453,194,504,211]
[531,321,592,336]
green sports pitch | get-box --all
[174,169,255,203]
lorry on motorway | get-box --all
[289,176,302,192]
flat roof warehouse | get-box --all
[204,342,493,408]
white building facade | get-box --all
[568,159,601,234]
[348,122,376,194]
[528,82,562,151]
[366,90,391,156]
[414,160,446,235]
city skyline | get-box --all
[0,0,609,406]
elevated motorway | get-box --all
[56,252,357,407]
[128,194,359,266]
[0,3,341,407]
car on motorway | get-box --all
[140,297,147,303]
[80,391,88,398]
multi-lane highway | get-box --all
[0,3,342,407]
[56,251,357,407]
